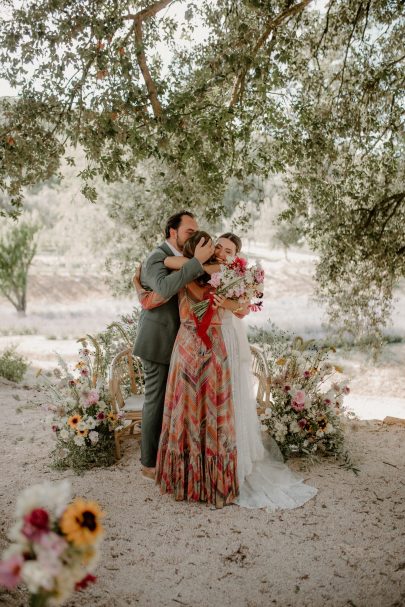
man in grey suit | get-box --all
[133,211,214,479]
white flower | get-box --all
[89,430,99,444]
[324,423,335,434]
[15,481,71,519]
[289,420,300,433]
[21,560,55,593]
[77,421,88,432]
[59,429,69,441]
[264,407,272,415]
[97,400,107,411]
[316,429,325,438]
[73,435,85,447]
[86,417,96,430]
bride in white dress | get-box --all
[215,234,317,510]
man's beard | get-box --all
[176,235,184,252]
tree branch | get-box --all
[124,0,173,118]
[229,0,313,107]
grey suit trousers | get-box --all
[140,359,170,467]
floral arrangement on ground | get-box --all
[254,324,358,473]
[0,480,103,606]
[42,310,142,472]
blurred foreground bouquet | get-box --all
[0,480,103,606]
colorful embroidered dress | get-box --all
[155,285,239,508]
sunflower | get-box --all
[107,411,117,421]
[68,414,82,429]
[60,499,104,547]
[77,428,89,437]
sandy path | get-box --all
[0,377,404,607]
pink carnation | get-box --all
[0,554,24,589]
[208,273,221,288]
[22,508,49,540]
[86,390,99,406]
[291,390,306,412]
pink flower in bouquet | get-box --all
[97,412,106,420]
[85,390,99,406]
[291,390,306,412]
[37,531,68,558]
[298,418,307,429]
[343,385,350,395]
[304,370,311,378]
[324,398,332,406]
[51,425,58,432]
[0,554,24,589]
[208,272,221,288]
[284,384,291,393]
[229,256,248,276]
[22,508,50,540]
[80,368,89,377]
[253,266,265,283]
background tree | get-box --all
[0,221,40,314]
[0,0,403,345]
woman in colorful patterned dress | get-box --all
[150,231,239,508]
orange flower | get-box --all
[68,414,82,429]
[60,499,104,547]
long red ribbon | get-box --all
[193,293,215,349]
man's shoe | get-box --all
[141,466,156,481]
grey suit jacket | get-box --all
[133,242,204,364]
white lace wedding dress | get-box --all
[221,311,318,510]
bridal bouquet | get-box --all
[259,335,357,471]
[0,480,103,606]
[192,256,265,320]
[43,344,124,472]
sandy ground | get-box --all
[0,375,404,607]
[1,248,404,606]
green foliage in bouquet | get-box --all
[0,346,28,382]
[44,310,141,473]
[253,324,358,473]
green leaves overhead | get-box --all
[0,0,404,344]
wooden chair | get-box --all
[250,345,271,415]
[109,348,145,459]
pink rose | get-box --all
[0,554,24,589]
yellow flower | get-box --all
[60,499,104,547]
[77,428,89,437]
[334,365,344,373]
[107,411,117,421]
[276,357,286,366]
[68,414,82,429]
[75,361,86,369]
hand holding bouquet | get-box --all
[192,256,265,320]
